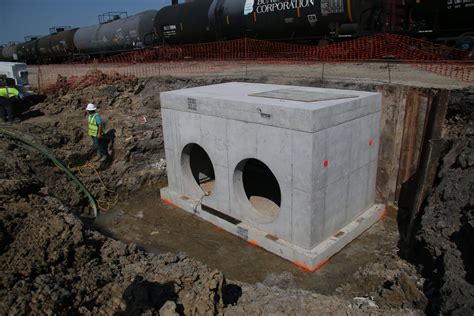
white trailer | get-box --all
[0,62,33,96]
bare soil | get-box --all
[405,88,474,315]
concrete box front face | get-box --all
[161,82,381,251]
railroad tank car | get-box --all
[155,0,215,44]
[73,10,157,54]
[1,44,19,61]
[407,0,474,36]
[209,0,385,41]
[17,39,39,63]
[37,28,78,61]
[155,0,386,44]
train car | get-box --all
[4,0,473,64]
[407,0,474,36]
[17,38,39,63]
[155,0,215,44]
[1,43,19,61]
[37,28,79,62]
[73,10,158,54]
[210,0,386,41]
[155,0,387,44]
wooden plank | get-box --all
[395,88,432,198]
[376,85,408,202]
[404,89,450,241]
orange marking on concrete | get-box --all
[292,261,313,271]
[314,258,330,271]
[379,207,387,221]
[160,197,177,207]
[292,258,330,272]
[248,240,258,247]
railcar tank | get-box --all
[209,0,385,41]
[155,0,215,44]
[17,39,39,62]
[37,28,78,61]
[407,0,474,36]
[73,10,157,54]
[1,44,19,61]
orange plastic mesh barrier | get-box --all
[36,33,473,91]
[95,34,471,63]
[86,34,473,83]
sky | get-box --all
[0,0,172,44]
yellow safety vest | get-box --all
[0,87,19,98]
[88,113,99,137]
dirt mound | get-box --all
[44,70,135,95]
[413,137,474,314]
[410,89,474,314]
[0,180,224,314]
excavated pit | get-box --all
[1,73,472,314]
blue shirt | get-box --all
[95,114,102,125]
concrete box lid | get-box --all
[160,82,381,133]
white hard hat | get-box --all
[86,103,97,111]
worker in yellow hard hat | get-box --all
[0,76,20,124]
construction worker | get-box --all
[86,103,108,161]
[0,76,20,124]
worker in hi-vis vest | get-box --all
[86,103,108,161]
[0,76,20,123]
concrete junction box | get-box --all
[160,82,385,271]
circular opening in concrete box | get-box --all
[234,158,281,223]
[182,143,215,195]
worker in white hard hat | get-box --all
[86,103,107,161]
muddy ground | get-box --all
[0,73,472,314]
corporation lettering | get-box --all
[255,0,316,14]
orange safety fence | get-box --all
[93,33,471,63]
[36,33,474,91]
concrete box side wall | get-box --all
[309,111,381,248]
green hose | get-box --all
[0,127,98,217]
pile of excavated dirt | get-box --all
[1,75,460,314]
[409,88,474,315]
[44,70,136,95]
